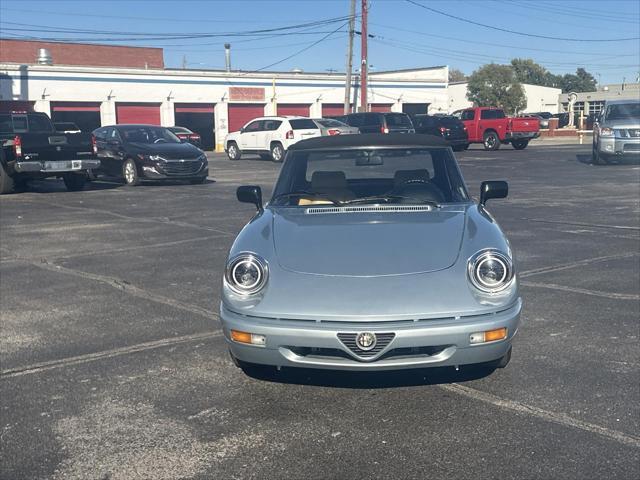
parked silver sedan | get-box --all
[221,134,521,375]
[313,118,359,136]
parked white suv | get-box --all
[225,116,321,162]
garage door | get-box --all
[277,104,310,117]
[321,104,349,117]
[227,103,264,133]
[51,102,101,133]
[370,104,393,113]
[116,103,161,125]
[0,101,35,112]
[174,103,215,150]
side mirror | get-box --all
[240,127,246,134]
[480,180,508,206]
[237,185,263,212]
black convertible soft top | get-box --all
[289,133,449,150]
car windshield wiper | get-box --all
[341,195,441,207]
[270,190,341,206]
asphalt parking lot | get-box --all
[1,142,639,479]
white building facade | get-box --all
[0,64,448,151]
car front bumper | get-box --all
[598,136,640,157]
[13,159,100,173]
[141,161,208,179]
[220,299,522,371]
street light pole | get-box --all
[360,0,368,112]
[344,0,356,114]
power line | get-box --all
[404,0,640,42]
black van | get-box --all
[341,112,415,134]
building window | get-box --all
[589,101,605,114]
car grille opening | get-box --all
[337,332,395,358]
[158,160,203,176]
[286,345,451,362]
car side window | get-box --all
[461,110,475,121]
[263,120,282,131]
[345,115,363,127]
[109,129,122,142]
[480,110,496,120]
[362,114,382,126]
[244,121,262,133]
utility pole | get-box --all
[360,0,368,112]
[344,0,356,114]
[182,55,187,69]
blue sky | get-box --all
[1,0,639,84]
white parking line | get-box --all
[520,252,640,278]
[439,383,640,448]
[1,331,223,378]
[521,281,639,300]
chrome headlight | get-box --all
[468,250,514,293]
[224,253,268,295]
[599,127,614,137]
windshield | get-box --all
[119,126,181,144]
[606,103,640,121]
[270,147,470,206]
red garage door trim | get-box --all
[370,104,393,113]
[228,103,265,133]
[321,103,349,117]
[51,102,101,112]
[277,104,311,117]
[174,103,215,114]
[116,103,161,125]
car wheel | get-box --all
[483,131,500,151]
[0,161,15,194]
[511,139,529,150]
[270,142,285,162]
[189,176,207,184]
[62,173,87,192]
[122,158,140,186]
[227,142,241,161]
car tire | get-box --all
[62,173,87,192]
[122,158,140,186]
[511,139,529,150]
[0,161,15,195]
[483,131,500,151]
[270,142,285,162]
[227,142,241,161]
[189,176,207,184]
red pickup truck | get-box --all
[455,107,540,150]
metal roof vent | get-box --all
[36,48,53,65]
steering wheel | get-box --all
[154,138,168,144]
[391,179,445,203]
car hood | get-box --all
[127,142,202,159]
[272,207,466,276]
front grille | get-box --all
[337,332,395,358]
[618,129,640,138]
[158,160,203,176]
[624,144,640,152]
[287,344,450,362]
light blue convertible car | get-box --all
[221,134,521,374]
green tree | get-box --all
[510,58,562,88]
[448,68,467,83]
[559,68,597,93]
[466,63,527,114]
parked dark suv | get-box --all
[342,112,415,134]
[412,114,469,151]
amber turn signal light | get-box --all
[230,330,266,346]
[469,327,508,344]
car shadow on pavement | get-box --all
[240,364,496,389]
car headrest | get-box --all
[394,169,430,187]
[311,171,348,190]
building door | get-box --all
[116,103,161,125]
[402,103,430,116]
[51,102,101,132]
[277,104,311,117]
[370,104,393,113]
[174,103,215,150]
[321,104,349,117]
[227,103,265,133]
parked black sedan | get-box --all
[93,125,208,186]
[412,115,469,150]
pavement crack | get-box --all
[439,383,640,449]
[1,331,223,378]
[27,258,219,320]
